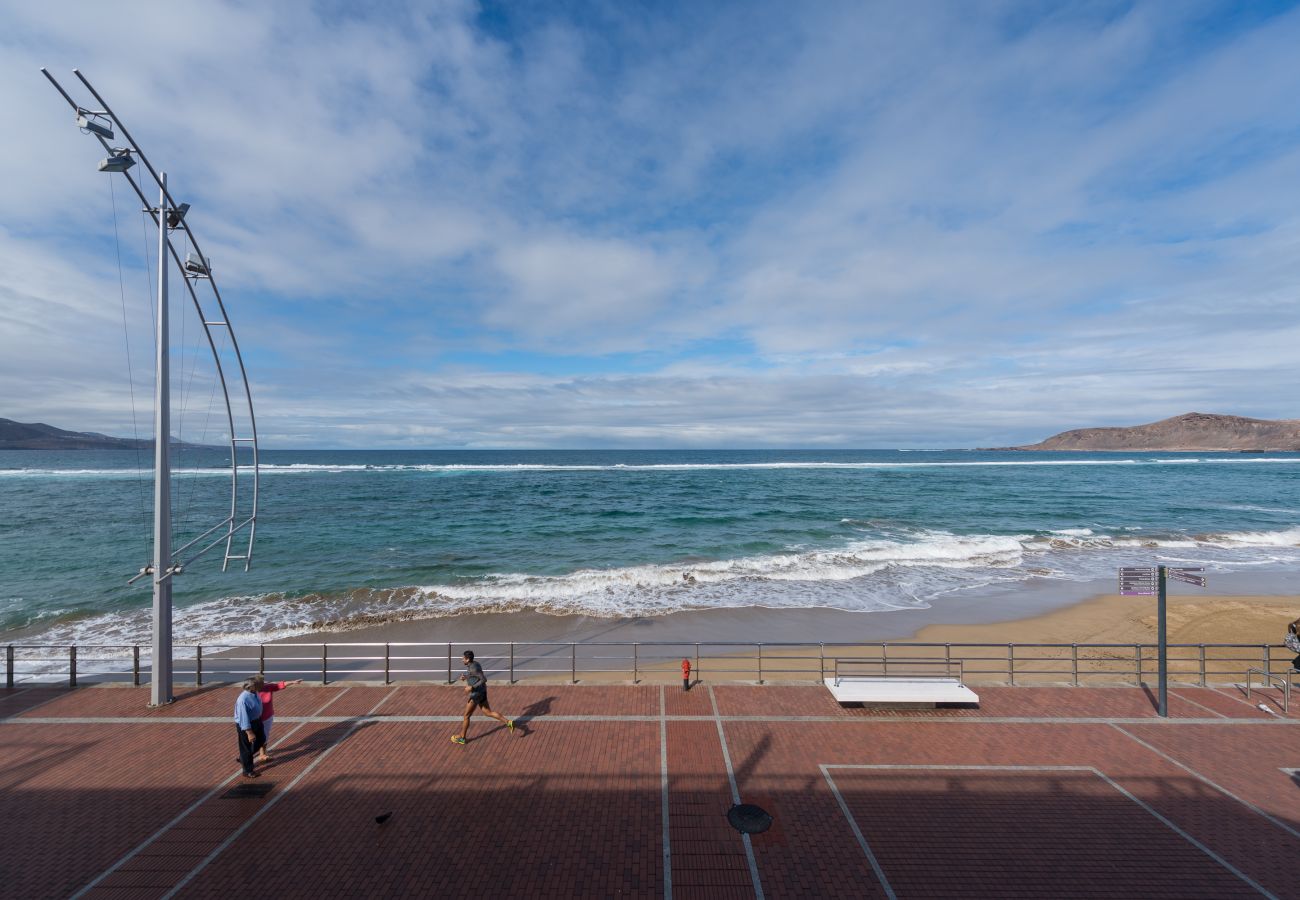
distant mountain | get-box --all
[1001,413,1300,452]
[0,418,218,450]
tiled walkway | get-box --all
[2,683,1297,899]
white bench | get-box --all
[824,675,979,707]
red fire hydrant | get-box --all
[682,658,691,692]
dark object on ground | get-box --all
[375,812,392,824]
[726,803,773,835]
[223,782,273,799]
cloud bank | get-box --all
[3,1,1300,447]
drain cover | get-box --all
[222,782,274,799]
[726,803,773,834]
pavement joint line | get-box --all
[822,763,1276,900]
[161,685,401,900]
[1168,688,1228,718]
[708,685,765,900]
[659,685,671,900]
[12,713,1300,726]
[6,688,78,717]
[819,765,897,900]
[1209,683,1278,714]
[69,688,348,899]
[1110,723,1300,841]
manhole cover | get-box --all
[726,803,772,834]
[222,782,274,799]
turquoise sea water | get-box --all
[2,448,1299,644]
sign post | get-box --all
[1157,565,1167,718]
[1119,565,1205,717]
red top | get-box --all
[258,682,287,720]
[681,659,691,676]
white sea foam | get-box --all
[22,525,1300,647]
[5,456,1300,478]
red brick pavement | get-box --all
[666,720,757,899]
[0,722,232,898]
[5,684,1300,899]
[175,720,664,899]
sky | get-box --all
[3,0,1300,449]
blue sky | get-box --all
[3,0,1300,448]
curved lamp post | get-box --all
[42,69,261,706]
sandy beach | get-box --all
[248,571,1300,686]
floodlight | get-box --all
[98,150,134,172]
[167,203,190,229]
[76,113,113,140]
[184,251,211,276]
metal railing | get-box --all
[1246,667,1292,713]
[832,657,965,686]
[5,640,1300,691]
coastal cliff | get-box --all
[0,417,212,450]
[1006,412,1300,452]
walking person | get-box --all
[451,650,515,745]
[254,675,303,764]
[234,679,266,778]
[1285,616,1300,673]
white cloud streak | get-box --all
[2,1,1299,447]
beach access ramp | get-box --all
[825,658,980,706]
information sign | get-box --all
[1168,567,1207,587]
[1118,566,1157,596]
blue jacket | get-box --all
[234,690,263,730]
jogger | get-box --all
[451,650,515,744]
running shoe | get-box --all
[507,720,516,733]
[451,735,466,745]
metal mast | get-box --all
[42,69,261,707]
[151,173,174,705]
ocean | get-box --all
[2,448,1299,646]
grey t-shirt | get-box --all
[465,661,486,692]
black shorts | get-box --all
[469,690,488,707]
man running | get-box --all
[451,650,515,744]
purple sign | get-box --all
[1119,566,1157,596]
[1168,567,1207,587]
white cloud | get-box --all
[3,2,1300,447]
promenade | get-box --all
[3,682,1298,899]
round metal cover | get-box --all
[726,803,773,834]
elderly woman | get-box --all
[253,674,303,764]
[234,679,265,778]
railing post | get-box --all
[695,643,700,682]
[633,643,638,684]
[1135,644,1142,685]
[819,643,825,682]
[196,645,203,686]
[259,644,265,676]
[757,644,763,685]
[945,643,952,678]
[1263,644,1270,676]
[510,643,515,684]
[1071,644,1079,687]
[882,642,888,678]
[447,642,453,684]
[6,645,13,690]
[571,643,576,684]
[321,643,328,685]
[133,645,140,686]
[384,643,390,685]
[69,645,77,688]
[1199,644,1206,686]
[1008,644,1015,685]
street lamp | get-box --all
[97,148,135,172]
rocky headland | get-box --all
[1000,412,1300,452]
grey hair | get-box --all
[243,678,258,691]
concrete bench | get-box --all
[824,676,979,707]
